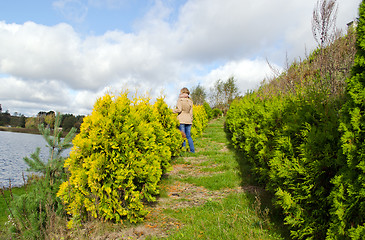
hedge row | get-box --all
[226,90,346,239]
[226,3,365,237]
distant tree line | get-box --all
[0,104,26,128]
[190,76,241,117]
[0,105,84,132]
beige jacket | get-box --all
[173,94,193,124]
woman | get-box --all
[173,87,195,153]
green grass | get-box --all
[179,118,243,191]
[164,193,284,240]
[183,171,241,190]
[199,165,228,172]
[0,185,31,230]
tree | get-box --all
[223,77,240,106]
[19,115,26,128]
[61,114,76,132]
[312,0,338,48]
[190,84,207,105]
[61,113,84,132]
[312,0,340,94]
[0,110,11,126]
[45,111,55,129]
[209,77,240,114]
[25,117,37,129]
[209,79,225,111]
[74,115,84,132]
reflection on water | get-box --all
[0,131,70,188]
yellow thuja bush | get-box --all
[191,105,208,138]
[57,92,182,224]
[153,97,182,159]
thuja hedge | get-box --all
[226,88,350,239]
[192,104,209,138]
[328,1,365,238]
[57,92,184,225]
[226,8,365,237]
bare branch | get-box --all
[312,0,338,48]
[266,58,281,78]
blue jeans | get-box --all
[179,124,195,153]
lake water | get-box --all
[0,131,70,188]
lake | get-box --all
[0,131,70,188]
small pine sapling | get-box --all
[8,112,76,238]
[24,112,76,185]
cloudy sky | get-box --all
[0,0,361,117]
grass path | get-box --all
[83,118,286,239]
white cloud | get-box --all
[197,58,279,95]
[0,21,82,85]
[0,76,72,115]
[167,0,312,63]
[0,0,361,116]
[0,77,68,103]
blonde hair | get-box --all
[180,87,190,95]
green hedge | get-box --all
[191,104,208,138]
[226,90,344,239]
[226,2,364,237]
[327,1,365,238]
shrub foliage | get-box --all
[57,92,183,224]
[226,22,358,239]
[191,104,208,139]
[328,2,365,238]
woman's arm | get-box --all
[173,99,182,114]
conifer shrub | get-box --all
[191,104,208,138]
[327,1,365,238]
[153,97,183,159]
[57,92,183,225]
[212,108,223,118]
[226,92,284,183]
[227,85,346,239]
[203,102,213,120]
[270,92,344,239]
